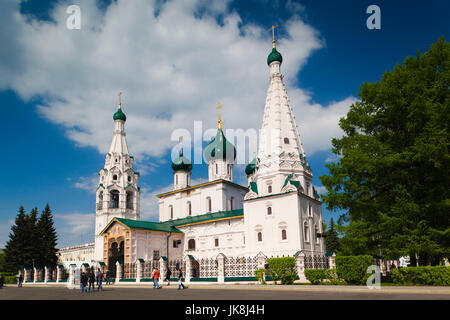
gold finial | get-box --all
[269,24,277,48]
[216,102,223,129]
[118,92,122,108]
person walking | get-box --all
[18,273,23,288]
[96,268,103,291]
[88,272,95,292]
[80,272,88,293]
[152,268,160,289]
[105,270,110,285]
[165,268,172,286]
[177,270,186,290]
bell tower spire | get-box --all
[94,93,140,262]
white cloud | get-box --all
[0,0,354,162]
[73,175,98,194]
[54,213,95,247]
[314,185,327,195]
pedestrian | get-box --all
[97,268,103,291]
[88,272,95,292]
[165,268,172,286]
[18,273,23,288]
[105,270,110,285]
[152,268,160,289]
[177,270,186,290]
[80,272,88,293]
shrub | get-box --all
[392,266,450,286]
[3,276,17,284]
[305,269,326,285]
[325,269,341,285]
[267,257,298,285]
[335,255,373,285]
[254,268,266,284]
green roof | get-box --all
[267,47,282,65]
[112,218,183,234]
[163,209,244,228]
[113,107,126,121]
[102,210,244,235]
[204,127,236,162]
[171,148,192,172]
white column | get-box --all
[44,266,50,283]
[24,268,30,282]
[217,254,225,283]
[328,253,336,269]
[136,260,143,283]
[295,252,307,282]
[184,256,192,284]
[56,265,62,283]
[33,268,38,283]
[159,257,167,285]
[115,261,122,283]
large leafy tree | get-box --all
[320,38,449,265]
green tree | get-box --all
[320,38,450,265]
[37,204,58,268]
[4,206,33,271]
[325,218,341,253]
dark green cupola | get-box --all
[267,47,282,66]
[204,127,236,163]
[245,157,259,176]
[171,148,192,172]
[113,107,127,121]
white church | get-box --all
[93,37,325,280]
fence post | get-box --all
[295,252,307,282]
[136,259,143,283]
[328,252,336,269]
[56,265,62,283]
[184,256,192,284]
[44,266,50,283]
[115,261,122,284]
[24,268,30,282]
[33,267,38,283]
[160,257,167,284]
[217,254,225,283]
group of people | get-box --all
[152,267,186,290]
[80,268,106,293]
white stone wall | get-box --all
[158,181,247,222]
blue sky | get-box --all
[0,0,448,248]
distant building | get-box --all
[57,243,95,269]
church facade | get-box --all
[94,41,325,278]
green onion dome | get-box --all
[204,127,236,163]
[267,47,283,66]
[245,157,259,176]
[113,107,127,121]
[171,149,192,172]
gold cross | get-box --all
[268,24,277,48]
[118,92,122,108]
[216,102,223,129]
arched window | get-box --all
[268,185,272,193]
[267,206,272,215]
[309,204,312,217]
[257,232,263,242]
[188,239,196,250]
[176,175,178,185]
[216,163,218,174]
[169,205,173,220]
[187,201,192,216]
[230,197,234,210]
[315,224,320,244]
[304,221,309,242]
[282,229,287,240]
[126,192,133,209]
[206,197,212,212]
[97,191,103,210]
[284,137,289,144]
[113,174,118,181]
[110,190,120,208]
[127,176,131,182]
